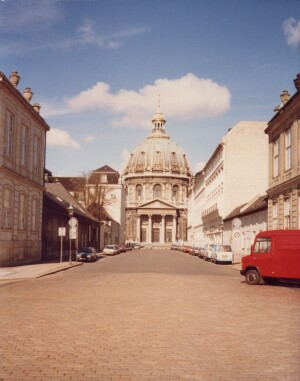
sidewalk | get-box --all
[0,261,83,281]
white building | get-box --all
[188,121,268,246]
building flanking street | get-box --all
[1,250,299,381]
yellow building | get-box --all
[265,73,300,229]
[0,71,49,265]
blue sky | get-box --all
[1,0,300,176]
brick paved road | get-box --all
[1,250,299,381]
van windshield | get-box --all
[217,245,232,252]
[254,238,271,253]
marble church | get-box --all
[123,104,192,246]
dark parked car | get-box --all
[77,247,97,262]
[118,244,127,253]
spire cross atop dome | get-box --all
[151,95,166,131]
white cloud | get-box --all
[63,73,231,128]
[283,17,300,46]
[47,128,80,149]
[84,134,96,143]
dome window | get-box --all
[153,184,161,198]
[136,185,143,201]
[172,185,179,201]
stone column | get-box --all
[148,215,152,243]
[160,215,165,243]
[136,214,141,242]
[172,215,177,242]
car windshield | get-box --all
[79,247,90,252]
[216,245,232,252]
[106,245,114,249]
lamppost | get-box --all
[68,204,74,264]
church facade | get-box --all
[123,105,192,246]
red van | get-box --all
[240,230,300,285]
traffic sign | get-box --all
[69,227,77,240]
[233,230,241,239]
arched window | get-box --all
[172,185,179,201]
[136,185,143,201]
[153,184,161,199]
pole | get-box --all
[69,234,72,264]
[60,235,63,263]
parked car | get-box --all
[126,243,133,251]
[192,247,201,256]
[241,230,300,285]
[202,243,215,261]
[211,244,233,264]
[103,245,119,255]
[118,244,127,253]
[133,243,141,249]
[171,243,178,250]
[77,247,97,262]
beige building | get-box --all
[123,106,192,246]
[188,121,269,245]
[0,71,49,266]
[265,73,300,229]
[54,165,126,249]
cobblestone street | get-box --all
[1,250,299,381]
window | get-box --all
[4,111,14,157]
[285,128,291,171]
[272,202,278,229]
[3,188,12,228]
[33,135,40,174]
[254,237,271,253]
[172,185,179,201]
[19,194,26,229]
[153,184,161,198]
[273,138,279,177]
[136,185,143,200]
[21,125,28,166]
[32,199,38,231]
[101,175,108,183]
[284,197,290,229]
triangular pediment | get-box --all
[138,199,176,210]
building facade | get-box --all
[123,106,192,246]
[0,71,49,266]
[54,165,126,249]
[188,121,269,245]
[265,73,300,229]
[222,195,268,260]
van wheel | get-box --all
[245,269,261,285]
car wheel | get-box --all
[245,269,261,285]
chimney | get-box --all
[280,90,290,105]
[9,71,20,88]
[33,102,41,113]
[23,87,33,102]
[294,73,300,91]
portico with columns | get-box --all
[125,200,187,244]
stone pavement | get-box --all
[0,258,241,281]
[0,261,83,280]
[1,252,298,381]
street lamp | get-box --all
[68,204,74,264]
